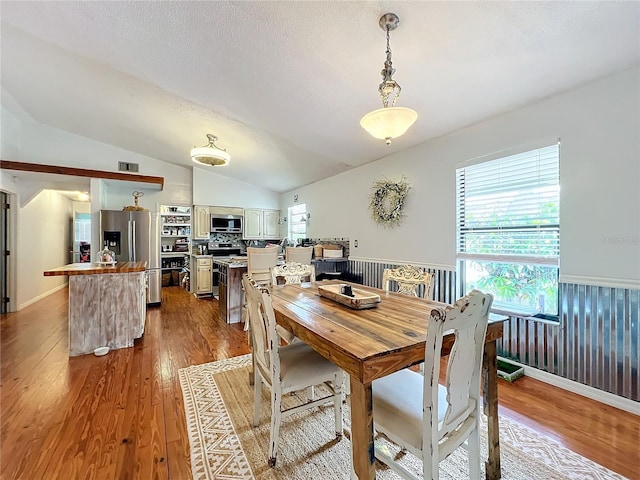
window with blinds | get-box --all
[288,203,307,244]
[456,144,560,316]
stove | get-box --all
[208,242,243,257]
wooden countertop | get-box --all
[44,261,147,276]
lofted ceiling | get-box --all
[1,1,639,193]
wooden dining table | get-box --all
[270,280,506,480]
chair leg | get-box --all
[253,369,262,427]
[269,388,282,467]
[334,372,344,437]
[467,422,481,480]
[423,444,439,480]
[307,386,315,400]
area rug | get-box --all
[179,354,626,480]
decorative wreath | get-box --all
[369,176,411,227]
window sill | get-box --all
[490,302,560,324]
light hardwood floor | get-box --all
[1,286,638,479]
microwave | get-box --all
[211,214,243,233]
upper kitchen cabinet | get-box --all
[243,208,280,240]
[192,205,210,240]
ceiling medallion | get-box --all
[360,13,418,145]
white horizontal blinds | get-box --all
[288,203,307,238]
[456,144,559,266]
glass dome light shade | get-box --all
[191,146,231,166]
[360,106,418,145]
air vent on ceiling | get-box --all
[118,162,139,173]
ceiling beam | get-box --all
[0,160,164,190]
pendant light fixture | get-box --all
[360,13,418,145]
[191,134,230,166]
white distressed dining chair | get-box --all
[247,245,279,286]
[242,246,279,325]
[382,264,434,299]
[270,262,316,286]
[372,289,493,480]
[242,273,344,467]
[285,246,313,264]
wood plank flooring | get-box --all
[1,286,638,479]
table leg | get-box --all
[483,340,501,480]
[349,376,375,480]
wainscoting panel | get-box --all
[346,259,456,304]
[346,259,640,402]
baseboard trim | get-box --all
[498,356,640,416]
[19,282,68,310]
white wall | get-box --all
[2,114,194,307]
[281,67,640,287]
[18,190,72,309]
[1,112,193,209]
[192,165,280,209]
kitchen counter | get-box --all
[213,257,247,268]
[43,262,147,356]
[213,256,286,268]
[43,261,147,276]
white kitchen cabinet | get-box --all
[192,205,210,240]
[195,257,213,296]
[243,208,280,240]
[263,209,280,238]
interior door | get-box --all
[1,192,8,314]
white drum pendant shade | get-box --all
[360,107,418,144]
[191,134,230,166]
[191,146,230,166]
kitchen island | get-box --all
[213,258,247,324]
[44,261,147,356]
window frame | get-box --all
[287,203,307,244]
[455,141,560,319]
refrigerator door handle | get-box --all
[127,220,132,260]
[131,220,136,261]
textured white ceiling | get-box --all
[2,1,639,192]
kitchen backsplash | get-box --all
[191,234,350,257]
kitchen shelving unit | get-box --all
[160,205,191,286]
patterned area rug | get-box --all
[179,354,626,480]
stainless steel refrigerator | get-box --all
[100,210,161,305]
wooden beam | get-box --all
[0,160,164,190]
